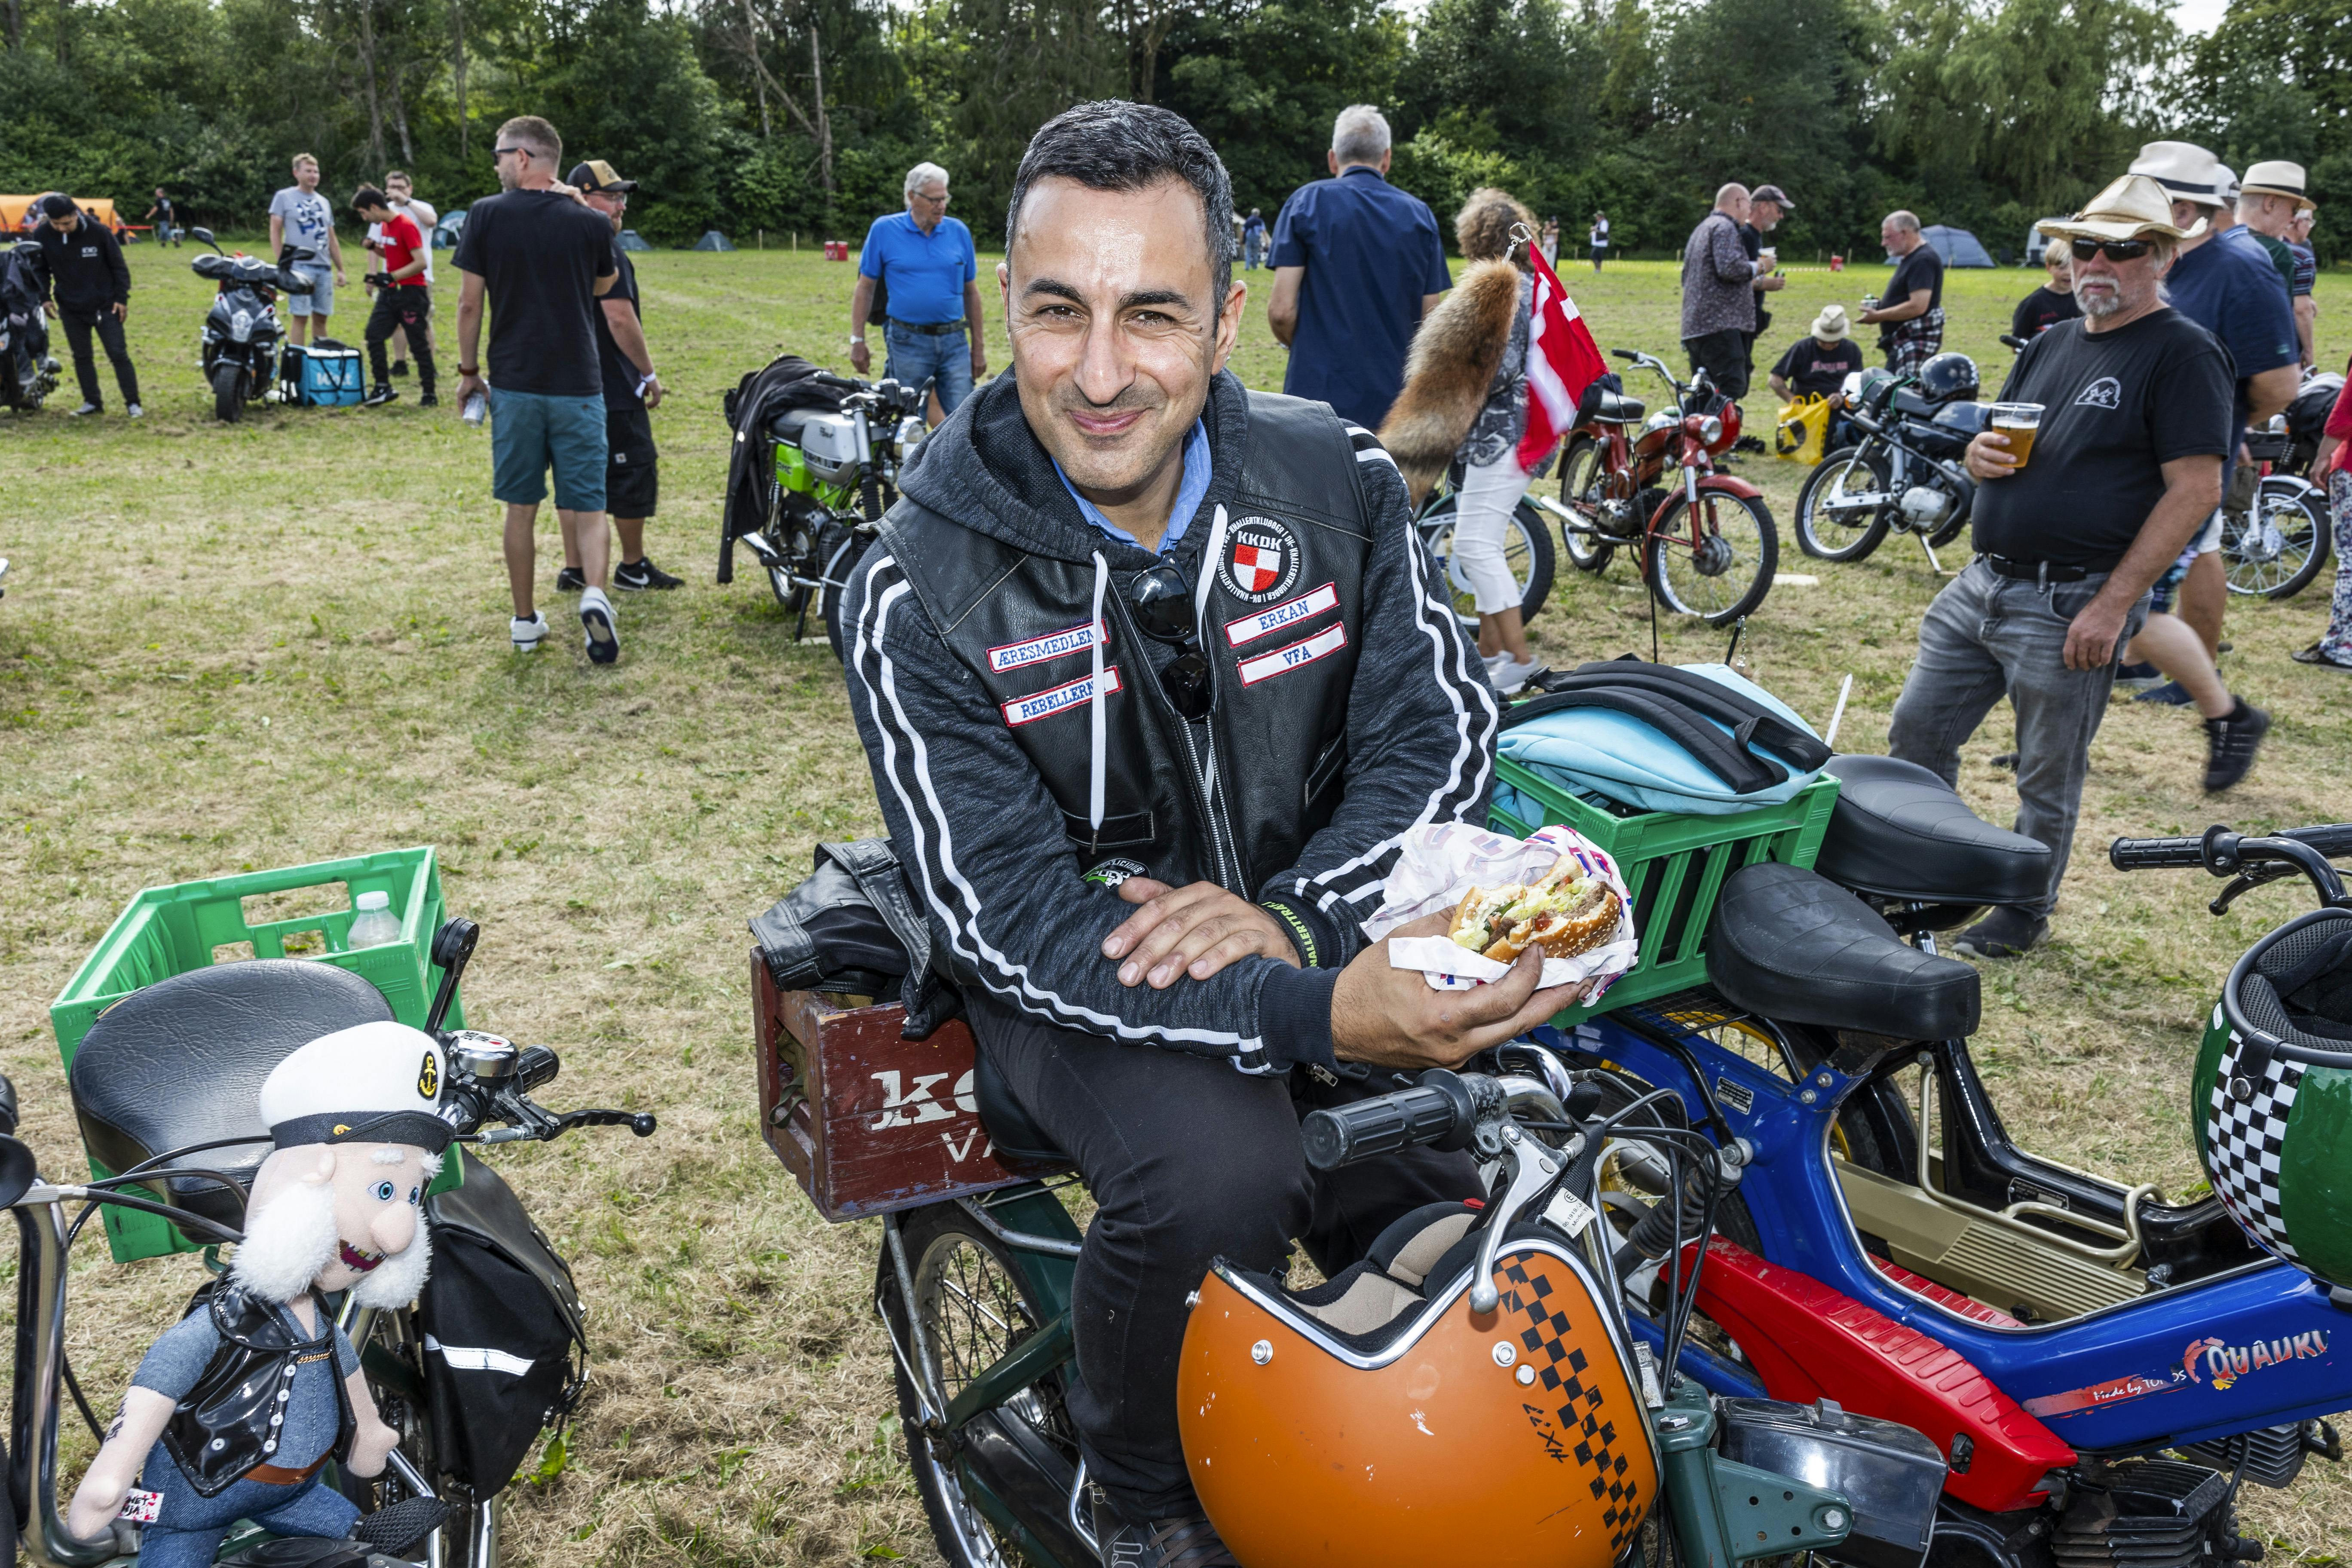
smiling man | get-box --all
[838,100,1570,1565]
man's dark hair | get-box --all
[1006,100,1234,316]
[352,186,389,214]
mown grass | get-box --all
[3,240,2350,1564]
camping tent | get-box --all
[692,230,735,251]
[1919,225,1995,268]
[618,229,651,252]
[433,207,467,249]
[3,195,123,234]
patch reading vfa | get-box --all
[417,1052,439,1099]
[1084,856,1149,889]
[2075,376,2122,410]
[1218,515,1302,605]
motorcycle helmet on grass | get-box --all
[2196,906,2352,1289]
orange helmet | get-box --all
[1177,1212,1658,1568]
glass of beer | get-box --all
[1988,402,2045,469]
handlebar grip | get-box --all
[1611,348,1637,361]
[2280,824,2352,859]
[1302,1083,1462,1171]
[2109,835,2210,871]
[812,371,861,390]
[514,1046,560,1093]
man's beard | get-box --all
[2079,281,2125,320]
[233,1176,432,1308]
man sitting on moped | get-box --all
[838,101,1580,1567]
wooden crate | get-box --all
[751,952,1031,1220]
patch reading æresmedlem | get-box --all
[1217,515,1303,605]
[987,620,1102,674]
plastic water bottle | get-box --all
[347,890,402,948]
[462,392,488,427]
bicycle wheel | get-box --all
[2224,480,2330,600]
[880,1203,1080,1568]
[1415,495,1556,631]
[1794,446,1890,562]
[1644,488,1778,625]
[1557,436,1617,573]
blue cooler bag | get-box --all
[291,342,364,407]
[1496,659,1831,818]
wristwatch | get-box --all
[457,364,481,376]
[849,335,866,346]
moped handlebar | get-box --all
[2110,824,2352,911]
[1302,1078,1471,1169]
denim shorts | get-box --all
[286,265,334,318]
[489,389,608,511]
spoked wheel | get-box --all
[2224,480,2330,599]
[762,525,807,615]
[881,1204,1077,1568]
[817,524,861,664]
[1795,446,1892,562]
[1415,494,1556,631]
[1644,488,1778,625]
[352,1308,482,1566]
[1557,436,1617,573]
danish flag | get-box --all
[1516,242,1610,474]
[1232,542,1283,592]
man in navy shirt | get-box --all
[1267,105,1452,431]
[851,161,986,416]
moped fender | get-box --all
[1694,473,1764,502]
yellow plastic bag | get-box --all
[1774,395,1831,466]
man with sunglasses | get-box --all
[1888,175,2237,961]
[839,101,1574,1567]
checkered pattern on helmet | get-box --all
[2206,1029,2304,1262]
[1499,1256,1648,1552]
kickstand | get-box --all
[1918,531,1951,576]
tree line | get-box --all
[1,0,2342,261]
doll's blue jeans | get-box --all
[134,1450,358,1568]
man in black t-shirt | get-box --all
[453,115,624,665]
[1886,175,2247,960]
[1860,211,1943,374]
[2010,239,2082,340]
[562,160,681,594]
[1768,305,1866,400]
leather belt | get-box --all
[1980,553,2091,585]
[887,318,966,336]
[248,1455,329,1486]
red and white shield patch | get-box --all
[1216,515,1303,604]
[1231,542,1284,594]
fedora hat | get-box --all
[2128,140,2227,208]
[1810,304,1851,341]
[2241,160,2313,211]
[2040,175,2208,244]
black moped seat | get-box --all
[972,1047,1073,1175]
[1593,391,1647,424]
[68,962,394,1229]
[1816,754,2050,912]
[1708,862,1980,1041]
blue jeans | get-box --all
[489,388,608,511]
[885,324,974,414]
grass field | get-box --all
[4,240,2352,1566]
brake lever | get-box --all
[1470,1124,1581,1314]
[2210,861,2303,916]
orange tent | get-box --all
[2,196,126,233]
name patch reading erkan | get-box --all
[1237,623,1348,686]
[987,620,1102,673]
[1004,665,1123,725]
[1224,581,1338,647]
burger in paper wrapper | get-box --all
[1365,823,1640,996]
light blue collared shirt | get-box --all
[1053,420,1212,555]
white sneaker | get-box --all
[1491,655,1540,695]
[579,586,620,665]
[510,612,548,652]
[126,404,144,419]
[68,402,99,417]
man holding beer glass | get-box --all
[1886,174,2240,960]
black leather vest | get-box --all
[161,1287,356,1497]
[880,392,1374,895]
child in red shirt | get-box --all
[353,186,435,406]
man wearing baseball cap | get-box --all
[557,160,682,594]
[1743,184,1793,392]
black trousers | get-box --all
[61,307,139,408]
[364,288,435,393]
[1682,327,1749,400]
[970,992,1481,1525]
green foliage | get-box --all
[2189,0,2352,259]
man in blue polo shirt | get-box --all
[1267,105,1452,431]
[850,161,986,416]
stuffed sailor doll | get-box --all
[68,1020,453,1567]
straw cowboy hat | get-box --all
[2128,141,2229,208]
[2240,161,2314,211]
[1809,304,1851,341]
[2040,175,2208,244]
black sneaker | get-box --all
[614,556,684,591]
[418,392,438,408]
[554,567,587,594]
[2203,699,2270,793]
[361,383,398,407]
[2133,679,2193,706]
[1952,906,2047,959]
[390,360,410,378]
[1099,1513,1237,1568]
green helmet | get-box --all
[2193,908,2352,1287]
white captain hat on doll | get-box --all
[258,1020,456,1154]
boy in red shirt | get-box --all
[353,187,435,407]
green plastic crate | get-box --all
[51,846,465,1262]
[1488,762,1841,1026]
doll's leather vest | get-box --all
[877,392,1374,896]
[162,1287,356,1497]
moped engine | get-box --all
[2047,1460,2262,1568]
[1899,485,1955,531]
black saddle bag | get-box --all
[749,838,962,1039]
